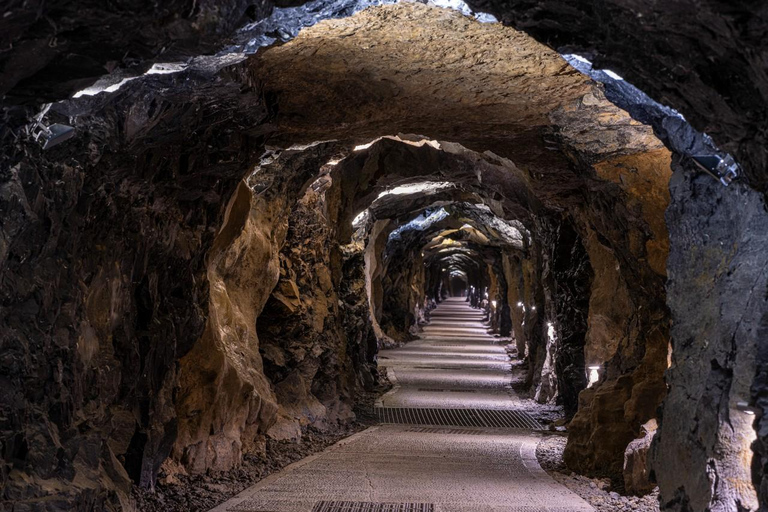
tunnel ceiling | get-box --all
[253,4,662,171]
[2,0,763,189]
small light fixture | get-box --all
[39,123,76,150]
[691,154,739,186]
[491,300,497,308]
[547,321,553,328]
[587,365,601,388]
[28,104,75,150]
[517,302,523,307]
[531,306,536,311]
[736,401,760,416]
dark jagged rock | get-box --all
[466,0,768,192]
[0,0,268,103]
[338,245,379,391]
[650,159,768,512]
[546,218,593,418]
[0,54,272,509]
[256,177,359,440]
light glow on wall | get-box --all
[587,365,601,388]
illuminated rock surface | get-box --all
[1,2,766,511]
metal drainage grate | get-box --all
[312,502,434,512]
[406,427,489,435]
[413,366,466,370]
[416,388,477,393]
[376,407,541,429]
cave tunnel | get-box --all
[1,1,767,512]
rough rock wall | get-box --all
[651,160,768,511]
[250,10,673,484]
[255,178,357,441]
[380,249,428,340]
[580,228,633,368]
[362,220,395,346]
[379,257,421,342]
[0,0,265,102]
[564,155,670,484]
[467,0,768,193]
[485,261,507,335]
[498,149,670,482]
[452,4,768,497]
[522,242,549,396]
[562,34,768,506]
[568,22,768,509]
[503,254,527,358]
[0,53,365,504]
[173,178,282,475]
[4,3,764,508]
[0,60,270,508]
[338,244,379,391]
[174,144,344,472]
[548,219,593,418]
[502,248,540,391]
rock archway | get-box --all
[248,2,673,487]
[1,3,766,512]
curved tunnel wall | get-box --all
[1,3,766,511]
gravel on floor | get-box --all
[134,370,392,512]
[507,358,565,427]
[133,424,366,512]
[536,435,661,512]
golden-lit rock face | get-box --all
[254,3,662,174]
[174,181,281,473]
[173,144,341,474]
[592,150,672,277]
[171,4,675,484]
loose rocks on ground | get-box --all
[536,435,661,512]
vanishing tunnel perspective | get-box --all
[1,2,768,512]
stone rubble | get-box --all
[537,435,660,512]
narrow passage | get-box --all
[214,299,592,512]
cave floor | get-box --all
[212,299,593,512]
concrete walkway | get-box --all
[212,298,593,512]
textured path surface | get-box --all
[212,298,593,512]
